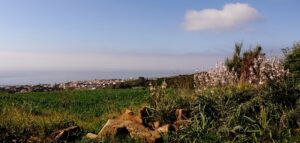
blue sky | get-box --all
[0,0,299,71]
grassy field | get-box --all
[1,83,300,142]
[0,88,150,141]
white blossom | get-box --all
[194,55,289,92]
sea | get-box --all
[0,70,194,86]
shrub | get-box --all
[283,42,300,80]
[225,43,263,82]
[172,75,300,142]
[194,44,289,92]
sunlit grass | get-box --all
[0,89,150,141]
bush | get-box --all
[225,43,262,82]
[169,74,300,142]
[283,42,300,80]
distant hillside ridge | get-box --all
[115,74,194,89]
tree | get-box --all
[225,43,263,82]
[225,43,242,77]
[283,43,300,79]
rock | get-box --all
[98,119,162,143]
[139,107,151,119]
[27,136,41,143]
[48,126,81,142]
[173,120,191,130]
[173,109,191,130]
[118,109,142,124]
[88,107,191,142]
[139,107,154,127]
[157,124,175,134]
[153,121,160,129]
[85,133,98,140]
[175,109,190,121]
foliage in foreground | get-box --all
[165,43,300,142]
[0,89,149,142]
[161,77,300,142]
[283,42,300,80]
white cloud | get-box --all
[182,3,261,31]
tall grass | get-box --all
[0,89,149,142]
[162,76,300,142]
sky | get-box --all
[0,0,299,72]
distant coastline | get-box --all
[0,70,195,86]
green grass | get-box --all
[162,79,300,142]
[0,88,150,141]
[1,79,300,142]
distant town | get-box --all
[0,79,125,93]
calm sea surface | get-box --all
[0,70,194,85]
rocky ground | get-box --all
[87,108,190,142]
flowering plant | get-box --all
[194,55,289,92]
